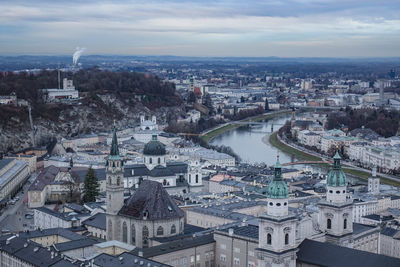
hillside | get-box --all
[0,69,185,153]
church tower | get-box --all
[257,155,297,267]
[318,151,353,247]
[368,166,380,194]
[106,126,125,241]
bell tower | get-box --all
[106,126,124,241]
[257,155,297,267]
[318,151,353,247]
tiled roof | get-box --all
[119,180,184,220]
[297,239,400,267]
[131,234,214,258]
[29,166,60,191]
[82,213,106,230]
[93,252,170,267]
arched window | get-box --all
[327,219,332,229]
[107,220,113,240]
[113,161,115,167]
[171,225,176,234]
[149,158,152,164]
[122,222,127,243]
[131,224,136,245]
[344,219,347,229]
[267,233,272,245]
[157,226,164,236]
[158,157,161,164]
[142,226,149,248]
[195,174,199,183]
[285,233,289,245]
[189,174,191,183]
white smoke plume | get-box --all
[73,47,86,65]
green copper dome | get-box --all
[143,135,166,156]
[266,156,289,199]
[326,151,347,187]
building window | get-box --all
[195,174,199,183]
[285,233,289,245]
[267,233,272,245]
[189,174,192,183]
[181,257,187,267]
[150,158,152,164]
[220,254,226,262]
[117,177,120,186]
[327,219,332,229]
[234,247,240,253]
[122,222,127,243]
[142,226,149,248]
[158,157,161,164]
[344,219,347,229]
[131,224,136,245]
[157,226,164,236]
[234,258,240,265]
[171,224,176,234]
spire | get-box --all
[266,153,288,199]
[274,152,282,180]
[333,150,341,169]
[326,150,347,187]
[110,126,120,156]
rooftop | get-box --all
[297,239,400,267]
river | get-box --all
[210,114,299,166]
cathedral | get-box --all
[106,128,185,248]
[256,151,381,266]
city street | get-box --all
[0,171,38,233]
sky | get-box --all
[1,0,400,57]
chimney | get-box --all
[228,228,234,236]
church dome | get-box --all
[266,157,289,199]
[326,151,347,187]
[266,180,289,199]
[143,135,166,156]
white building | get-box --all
[297,130,321,148]
[41,78,79,101]
[0,158,30,202]
[353,199,378,223]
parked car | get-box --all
[25,214,33,219]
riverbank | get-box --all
[201,110,291,143]
[268,132,400,187]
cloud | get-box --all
[0,0,399,56]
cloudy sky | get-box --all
[1,0,400,57]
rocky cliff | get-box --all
[0,93,185,153]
